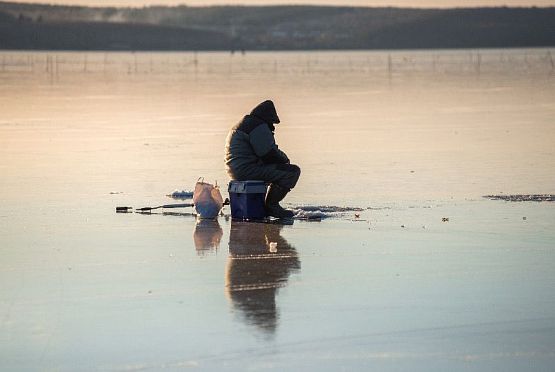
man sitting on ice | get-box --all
[225,100,301,218]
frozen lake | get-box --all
[1,49,555,370]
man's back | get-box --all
[225,114,275,177]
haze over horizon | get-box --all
[4,0,555,8]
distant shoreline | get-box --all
[1,46,555,52]
[1,2,554,51]
[2,1,555,10]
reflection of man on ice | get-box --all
[225,221,300,334]
[225,100,301,218]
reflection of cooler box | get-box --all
[228,180,268,220]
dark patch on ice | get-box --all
[293,205,365,220]
[136,211,195,217]
[295,205,364,213]
[484,194,555,202]
[167,190,194,200]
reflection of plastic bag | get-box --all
[193,219,223,254]
[193,179,224,219]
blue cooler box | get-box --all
[228,180,268,220]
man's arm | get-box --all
[249,124,289,164]
[261,148,289,164]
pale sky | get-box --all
[6,0,555,8]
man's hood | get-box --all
[250,100,280,124]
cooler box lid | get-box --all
[228,180,267,194]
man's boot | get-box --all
[265,184,295,218]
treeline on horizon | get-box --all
[0,1,554,50]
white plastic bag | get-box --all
[193,179,224,219]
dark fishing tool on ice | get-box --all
[115,199,230,213]
[136,203,194,212]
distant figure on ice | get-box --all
[225,100,300,218]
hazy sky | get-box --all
[7,0,555,8]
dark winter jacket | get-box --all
[225,101,289,176]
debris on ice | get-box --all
[168,190,194,200]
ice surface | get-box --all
[1,49,554,371]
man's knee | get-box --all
[289,164,301,186]
[276,163,301,189]
[276,163,300,174]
